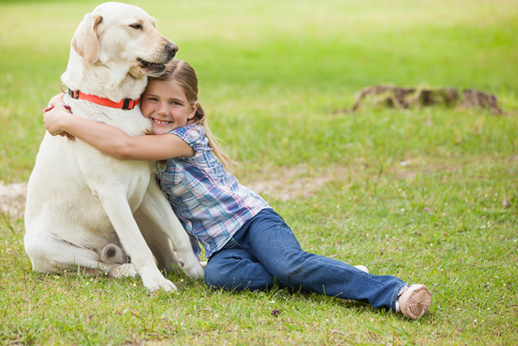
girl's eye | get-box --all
[130,24,143,30]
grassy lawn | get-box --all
[1,0,517,344]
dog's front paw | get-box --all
[144,277,177,292]
[109,263,138,278]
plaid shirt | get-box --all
[157,124,270,258]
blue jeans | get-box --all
[204,209,406,311]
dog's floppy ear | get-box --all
[71,13,103,64]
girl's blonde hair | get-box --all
[150,59,234,171]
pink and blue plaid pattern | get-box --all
[157,124,270,258]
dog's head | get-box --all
[71,2,177,78]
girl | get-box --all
[43,59,432,320]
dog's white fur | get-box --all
[24,2,204,292]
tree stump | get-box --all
[350,85,503,115]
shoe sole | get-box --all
[400,284,432,319]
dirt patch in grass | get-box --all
[0,182,27,220]
[241,165,350,201]
[0,166,349,219]
[0,159,465,218]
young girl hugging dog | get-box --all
[43,58,432,320]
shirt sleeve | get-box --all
[169,125,208,153]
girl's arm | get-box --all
[43,100,193,161]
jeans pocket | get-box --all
[222,237,241,250]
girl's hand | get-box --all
[48,93,65,109]
[43,94,75,140]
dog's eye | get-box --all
[129,24,143,30]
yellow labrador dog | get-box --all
[24,2,204,292]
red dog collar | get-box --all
[68,89,139,110]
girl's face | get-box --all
[140,79,198,135]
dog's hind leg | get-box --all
[24,232,123,276]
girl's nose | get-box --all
[157,102,168,115]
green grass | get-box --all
[1,0,517,344]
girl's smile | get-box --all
[140,79,198,135]
[150,117,172,126]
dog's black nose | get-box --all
[166,43,178,57]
